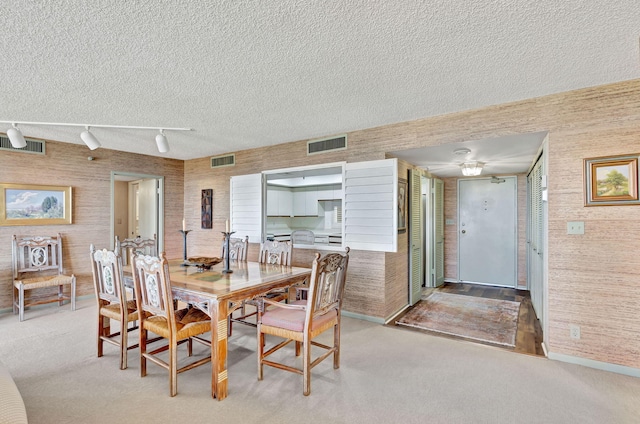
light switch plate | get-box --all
[567,221,584,235]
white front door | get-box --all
[458,177,517,287]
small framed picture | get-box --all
[584,154,639,206]
[398,178,408,233]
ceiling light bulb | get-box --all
[80,127,101,150]
[156,130,169,153]
[7,124,27,148]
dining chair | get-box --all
[131,251,211,397]
[257,247,350,396]
[89,244,140,370]
[116,234,157,267]
[221,235,249,261]
[229,240,293,336]
[291,230,315,244]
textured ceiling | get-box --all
[1,1,638,161]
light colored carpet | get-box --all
[1,298,640,424]
[397,292,520,347]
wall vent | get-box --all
[307,135,347,155]
[0,134,46,155]
[211,154,235,168]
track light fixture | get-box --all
[1,120,190,153]
[6,123,27,148]
[80,126,101,150]
[155,129,169,153]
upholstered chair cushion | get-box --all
[261,307,337,332]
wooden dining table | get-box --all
[165,259,311,400]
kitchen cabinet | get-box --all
[266,186,292,216]
[292,187,319,216]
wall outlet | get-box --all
[569,324,581,340]
[567,221,585,235]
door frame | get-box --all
[110,171,164,252]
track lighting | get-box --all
[155,129,169,153]
[1,120,191,152]
[7,124,27,148]
[80,126,101,150]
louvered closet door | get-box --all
[409,169,423,305]
[434,178,445,286]
[230,173,263,243]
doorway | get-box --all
[110,172,164,252]
[457,176,517,287]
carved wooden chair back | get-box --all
[12,233,76,321]
[89,244,139,369]
[130,252,211,396]
[221,235,248,261]
[116,235,157,267]
[258,240,292,266]
[257,247,350,395]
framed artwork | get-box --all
[398,178,408,233]
[584,154,639,206]
[201,189,213,229]
[0,183,72,226]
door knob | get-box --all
[461,230,466,234]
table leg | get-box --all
[211,300,229,400]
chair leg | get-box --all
[303,338,311,396]
[257,330,264,380]
[97,313,105,358]
[58,284,64,306]
[71,277,76,311]
[120,318,128,370]
[140,328,148,377]
[334,323,340,369]
[169,341,178,397]
[18,285,25,322]
[295,341,301,357]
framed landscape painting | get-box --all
[584,154,639,206]
[0,183,72,226]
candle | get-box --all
[182,219,186,231]
[225,219,229,233]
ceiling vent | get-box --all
[210,154,235,168]
[0,134,46,155]
[307,135,347,155]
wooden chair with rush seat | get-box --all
[130,252,212,397]
[257,247,350,396]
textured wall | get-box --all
[0,141,184,309]
[2,79,640,370]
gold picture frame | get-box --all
[584,154,639,206]
[0,183,72,225]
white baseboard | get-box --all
[548,351,640,378]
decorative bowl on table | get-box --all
[187,257,222,271]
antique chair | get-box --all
[89,244,140,370]
[116,234,157,267]
[12,233,76,322]
[131,252,211,397]
[257,247,350,396]
[291,229,315,244]
[229,240,293,336]
[221,235,249,261]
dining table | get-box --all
[164,259,311,400]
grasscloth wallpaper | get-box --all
[1,79,639,371]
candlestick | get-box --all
[179,229,191,266]
[221,231,235,273]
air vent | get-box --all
[0,134,46,155]
[210,154,235,168]
[307,135,347,155]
